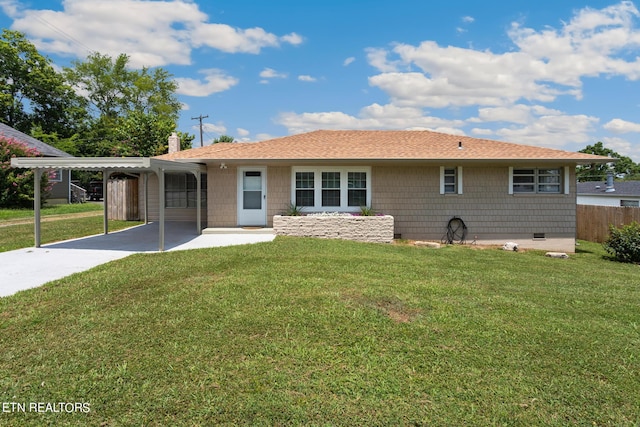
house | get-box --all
[1,122,75,204]
[11,129,612,252]
[577,180,640,207]
[150,129,611,252]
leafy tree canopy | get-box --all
[213,135,235,143]
[577,142,640,182]
[64,52,188,157]
[0,29,87,138]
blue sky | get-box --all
[2,0,640,161]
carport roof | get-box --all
[10,156,205,173]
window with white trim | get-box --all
[295,172,315,207]
[511,168,562,194]
[292,167,371,210]
[440,166,463,194]
[165,173,207,208]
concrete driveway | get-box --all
[0,222,275,298]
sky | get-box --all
[2,1,640,161]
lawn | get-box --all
[0,238,638,425]
[0,203,103,221]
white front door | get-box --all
[237,168,266,226]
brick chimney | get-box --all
[168,132,180,154]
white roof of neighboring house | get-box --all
[0,122,71,157]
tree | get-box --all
[0,30,87,138]
[64,52,188,156]
[0,135,50,208]
[213,135,235,143]
[114,111,176,157]
[577,142,640,181]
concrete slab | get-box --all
[0,222,275,298]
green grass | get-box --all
[0,203,103,221]
[0,238,639,425]
[0,216,142,252]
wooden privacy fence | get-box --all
[577,204,640,243]
[107,178,139,221]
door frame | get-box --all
[237,167,267,226]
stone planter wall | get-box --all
[273,215,394,243]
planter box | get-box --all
[273,214,394,243]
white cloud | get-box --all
[277,103,464,134]
[269,3,630,152]
[201,123,226,134]
[470,128,494,136]
[365,47,400,72]
[366,2,640,110]
[343,56,356,66]
[236,128,250,137]
[175,69,239,97]
[604,118,640,133]
[602,136,640,161]
[462,16,475,23]
[298,75,317,82]
[260,68,288,79]
[5,0,301,67]
[494,114,599,148]
[281,32,304,45]
[255,133,277,141]
[0,0,20,17]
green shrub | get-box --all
[603,221,640,263]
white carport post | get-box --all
[33,169,43,248]
[195,171,202,233]
[158,168,165,251]
[103,169,110,235]
[143,172,149,224]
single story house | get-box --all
[1,122,74,204]
[154,129,610,252]
[577,180,640,207]
[12,129,612,252]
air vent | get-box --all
[533,233,546,240]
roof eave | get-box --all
[10,157,206,173]
[170,157,611,166]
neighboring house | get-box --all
[577,180,640,207]
[0,122,74,204]
[150,129,611,252]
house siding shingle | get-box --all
[208,167,237,226]
[373,165,576,243]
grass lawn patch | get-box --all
[0,203,103,221]
[0,238,638,425]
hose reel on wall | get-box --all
[442,216,467,244]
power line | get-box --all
[191,114,208,147]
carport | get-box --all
[10,157,206,251]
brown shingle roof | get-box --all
[158,130,612,163]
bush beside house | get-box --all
[1,135,50,208]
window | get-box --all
[322,172,341,207]
[292,167,371,210]
[621,200,639,207]
[165,173,206,208]
[348,172,367,207]
[440,166,462,194]
[48,169,63,182]
[295,172,315,207]
[511,168,562,194]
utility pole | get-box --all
[191,114,209,147]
